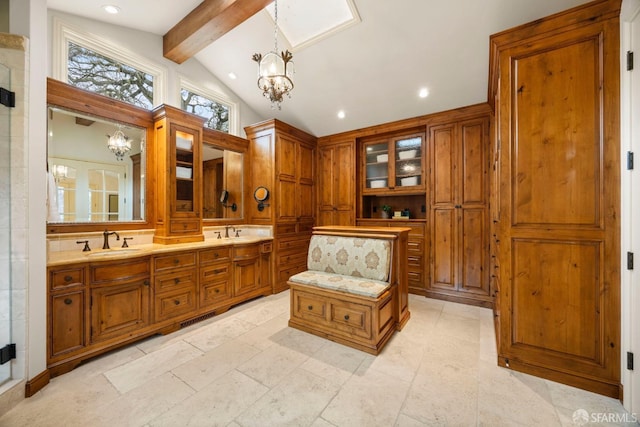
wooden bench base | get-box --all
[288,281,396,355]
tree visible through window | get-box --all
[181,89,230,132]
[67,42,154,109]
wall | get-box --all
[0,0,8,32]
[46,10,264,138]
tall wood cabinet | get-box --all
[489,0,621,398]
[245,119,317,293]
[428,115,491,307]
[317,141,356,226]
[153,105,205,244]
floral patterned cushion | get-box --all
[306,235,391,282]
[289,270,390,298]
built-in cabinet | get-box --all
[427,116,491,307]
[489,0,621,398]
[47,240,272,377]
[317,142,355,226]
[153,105,205,244]
[245,120,317,293]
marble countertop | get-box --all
[47,236,273,267]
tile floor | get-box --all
[0,292,634,426]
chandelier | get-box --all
[252,0,294,109]
[106,125,132,161]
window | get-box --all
[67,42,154,109]
[52,18,167,108]
[180,87,230,133]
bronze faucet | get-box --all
[102,230,120,249]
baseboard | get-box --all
[24,369,50,397]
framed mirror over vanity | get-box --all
[46,78,248,235]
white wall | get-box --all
[46,10,264,137]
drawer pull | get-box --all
[174,278,180,284]
[214,253,219,258]
[64,275,73,282]
[143,280,150,286]
[214,269,225,274]
[344,314,350,321]
[174,259,180,264]
[174,300,180,305]
[307,305,313,310]
[64,298,73,305]
[215,289,220,293]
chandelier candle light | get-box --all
[106,125,132,161]
[252,0,294,109]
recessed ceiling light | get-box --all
[337,110,346,119]
[419,88,429,98]
[228,72,237,80]
[102,5,120,14]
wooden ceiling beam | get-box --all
[163,0,273,64]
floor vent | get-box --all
[181,311,217,328]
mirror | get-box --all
[254,186,270,211]
[47,106,146,223]
[202,144,243,219]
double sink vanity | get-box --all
[47,228,273,377]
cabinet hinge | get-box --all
[628,351,634,370]
[0,87,15,108]
[0,343,16,365]
[628,51,634,71]
[628,252,634,270]
[628,151,634,170]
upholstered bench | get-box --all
[288,226,410,355]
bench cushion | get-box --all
[307,235,391,282]
[289,270,390,298]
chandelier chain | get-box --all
[274,0,278,53]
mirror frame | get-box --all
[202,127,249,225]
[46,78,156,234]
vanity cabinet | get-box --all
[245,119,317,293]
[152,251,197,322]
[199,246,232,309]
[233,242,273,297]
[153,105,205,244]
[48,265,86,359]
[89,258,151,343]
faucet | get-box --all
[102,230,120,249]
[224,225,235,238]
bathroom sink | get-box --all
[86,248,142,258]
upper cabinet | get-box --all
[317,141,355,226]
[362,132,425,194]
[153,105,205,244]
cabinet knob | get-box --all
[64,275,73,282]
[174,300,180,305]
[455,205,462,209]
[174,278,180,284]
[307,305,313,310]
[143,280,150,286]
[174,259,180,264]
[344,314,350,321]
[64,298,73,305]
[214,253,219,258]
[215,289,220,293]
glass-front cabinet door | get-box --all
[362,132,424,193]
[174,128,195,215]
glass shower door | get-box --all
[0,63,12,386]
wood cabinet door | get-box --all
[495,13,620,396]
[234,257,260,296]
[297,141,315,220]
[90,280,150,343]
[50,289,85,358]
[317,143,355,226]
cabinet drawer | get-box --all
[233,244,259,260]
[260,242,273,254]
[276,223,297,235]
[199,247,231,265]
[408,254,423,268]
[200,263,230,283]
[169,219,200,234]
[292,291,328,321]
[389,221,425,236]
[90,259,150,284]
[408,239,424,253]
[278,264,307,284]
[155,287,197,321]
[155,269,197,294]
[200,280,232,307]
[408,270,424,285]
[277,237,309,252]
[278,252,307,268]
[154,252,196,271]
[50,267,84,290]
[330,301,372,339]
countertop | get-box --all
[47,236,273,267]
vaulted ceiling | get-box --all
[46,0,591,137]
